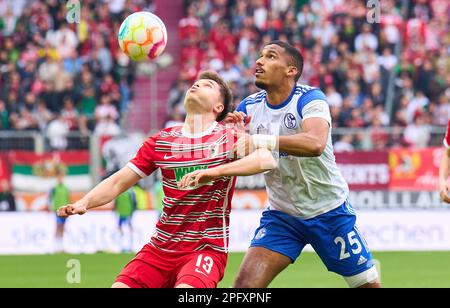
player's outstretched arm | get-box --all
[439,147,450,203]
[57,166,141,217]
[179,149,276,188]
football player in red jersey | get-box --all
[439,119,450,203]
[57,71,276,288]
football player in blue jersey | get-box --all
[226,41,381,288]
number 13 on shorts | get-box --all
[195,254,214,276]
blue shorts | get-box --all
[56,215,67,225]
[250,200,374,277]
[118,217,132,227]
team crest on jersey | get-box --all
[284,113,297,129]
[208,142,220,158]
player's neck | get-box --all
[266,82,296,107]
[182,114,217,137]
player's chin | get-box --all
[185,91,196,101]
[186,92,204,104]
[255,79,268,90]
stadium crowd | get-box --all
[0,0,155,150]
[169,0,450,150]
[0,0,449,151]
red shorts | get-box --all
[114,243,227,288]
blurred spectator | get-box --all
[297,4,315,29]
[370,116,389,150]
[91,37,114,76]
[61,96,79,131]
[35,99,53,132]
[95,94,119,123]
[253,0,268,30]
[369,83,385,107]
[10,108,39,131]
[48,172,70,253]
[220,61,241,83]
[346,82,364,108]
[79,87,97,120]
[392,96,409,127]
[179,3,201,40]
[94,114,121,137]
[119,76,131,114]
[433,94,450,126]
[46,113,69,150]
[0,180,16,212]
[0,99,10,130]
[373,105,390,126]
[325,86,342,108]
[403,110,431,148]
[114,187,137,253]
[378,47,397,71]
[407,91,429,123]
[334,135,354,153]
[47,23,78,60]
[354,24,378,52]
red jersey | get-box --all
[128,122,236,254]
[444,119,450,148]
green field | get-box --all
[1,251,450,288]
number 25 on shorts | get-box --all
[334,231,364,260]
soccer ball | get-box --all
[118,12,168,62]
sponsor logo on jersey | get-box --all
[174,165,208,182]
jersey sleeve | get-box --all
[444,120,450,148]
[127,134,158,178]
[236,99,248,115]
[297,89,331,125]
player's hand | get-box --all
[439,181,450,203]
[179,168,220,189]
[233,132,255,158]
[57,202,88,217]
[224,111,251,125]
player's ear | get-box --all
[214,102,224,115]
[287,65,298,79]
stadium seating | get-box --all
[171,0,449,149]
